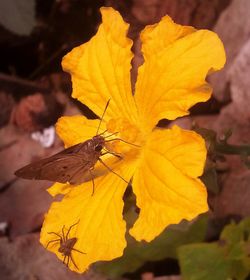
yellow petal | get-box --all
[40,158,136,273]
[135,15,226,131]
[56,115,105,147]
[140,16,196,56]
[130,126,208,242]
[47,182,71,197]
[62,7,138,124]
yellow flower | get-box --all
[40,7,225,273]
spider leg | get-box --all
[62,225,66,242]
[63,255,66,265]
[46,238,61,248]
[66,255,70,267]
[66,220,80,240]
[71,248,86,254]
[47,231,62,239]
[70,253,79,269]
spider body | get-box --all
[46,221,85,269]
[58,237,77,255]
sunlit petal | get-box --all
[130,126,208,241]
[62,7,138,124]
[135,15,226,131]
[47,182,72,197]
[140,16,196,55]
[40,159,137,272]
[56,115,106,148]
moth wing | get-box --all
[15,153,93,184]
[68,162,93,185]
[14,140,95,184]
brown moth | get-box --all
[15,134,107,185]
[46,220,85,269]
[15,100,128,191]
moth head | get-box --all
[94,144,103,152]
[92,135,105,152]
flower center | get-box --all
[106,118,142,158]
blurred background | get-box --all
[0,0,250,279]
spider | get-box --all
[46,220,86,269]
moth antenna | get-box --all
[96,99,111,135]
[105,138,141,147]
[104,132,119,139]
[98,129,108,136]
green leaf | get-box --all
[178,243,231,280]
[220,223,245,262]
[220,218,250,279]
[238,217,250,237]
[96,215,208,278]
[178,218,250,280]
[230,259,250,280]
[0,0,35,35]
[220,218,250,258]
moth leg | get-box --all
[101,149,122,159]
[46,238,61,248]
[98,158,129,184]
[89,168,95,196]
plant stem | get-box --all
[215,142,250,155]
